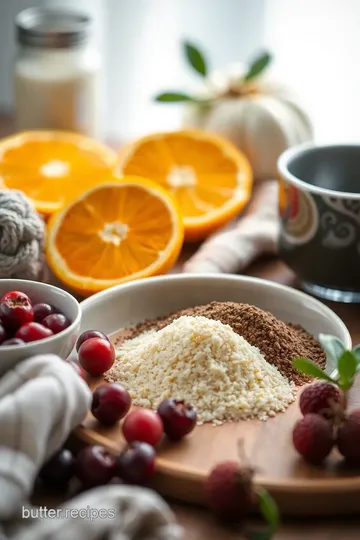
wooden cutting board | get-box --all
[75,370,360,517]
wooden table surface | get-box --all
[1,112,360,538]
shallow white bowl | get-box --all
[78,274,351,355]
[0,279,81,374]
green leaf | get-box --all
[256,487,279,536]
[293,357,336,383]
[337,351,357,390]
[243,51,272,82]
[319,334,346,371]
[183,41,208,77]
[154,91,199,103]
[352,344,360,364]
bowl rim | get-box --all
[0,279,81,351]
[80,273,352,349]
[278,141,360,200]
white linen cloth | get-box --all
[184,179,279,274]
[0,354,182,540]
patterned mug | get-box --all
[278,143,360,303]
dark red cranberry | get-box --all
[0,292,34,331]
[33,303,55,323]
[42,313,70,334]
[157,398,197,441]
[1,338,24,346]
[78,338,115,377]
[16,322,53,342]
[75,446,117,487]
[117,442,156,485]
[76,330,110,352]
[91,384,131,426]
[39,448,75,490]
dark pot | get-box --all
[278,143,360,303]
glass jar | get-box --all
[14,7,101,137]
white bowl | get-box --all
[0,279,81,374]
[78,274,351,355]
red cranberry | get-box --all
[117,441,155,485]
[76,330,110,352]
[122,409,163,447]
[75,445,117,487]
[0,323,6,344]
[68,360,86,380]
[33,303,55,323]
[0,291,34,331]
[92,384,131,426]
[39,448,75,490]
[0,291,31,304]
[16,322,53,342]
[78,338,115,377]
[157,398,197,441]
[1,338,24,346]
[43,313,70,334]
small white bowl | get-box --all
[0,279,81,375]
[77,274,351,358]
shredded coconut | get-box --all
[106,316,296,424]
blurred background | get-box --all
[0,0,358,142]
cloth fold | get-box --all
[0,354,91,521]
[184,179,279,274]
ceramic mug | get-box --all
[278,143,360,303]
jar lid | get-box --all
[16,7,91,49]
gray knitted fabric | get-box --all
[0,190,45,280]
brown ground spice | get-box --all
[113,301,326,385]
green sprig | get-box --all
[154,42,273,104]
[293,335,359,392]
[245,487,279,540]
[154,91,200,103]
[243,51,272,82]
[183,41,208,77]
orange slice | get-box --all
[46,177,184,296]
[0,131,117,215]
[117,130,253,241]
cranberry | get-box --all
[117,442,156,485]
[76,330,110,352]
[68,360,86,380]
[39,448,75,490]
[43,313,70,334]
[0,291,31,304]
[92,384,131,426]
[1,338,24,346]
[122,409,163,447]
[33,303,55,323]
[78,338,115,377]
[0,323,6,344]
[16,322,53,342]
[75,445,117,487]
[0,291,33,331]
[157,398,197,441]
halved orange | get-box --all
[117,130,253,241]
[0,131,117,215]
[46,177,184,296]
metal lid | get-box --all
[16,7,91,49]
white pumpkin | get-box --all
[182,63,313,180]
